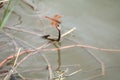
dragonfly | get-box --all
[45,14,62,28]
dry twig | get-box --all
[43,44,120,52]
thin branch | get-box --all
[43,44,120,52]
[0,49,35,68]
[0,43,120,69]
[13,48,21,67]
[61,27,76,37]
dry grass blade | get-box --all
[3,48,21,80]
[61,27,76,37]
[43,44,120,52]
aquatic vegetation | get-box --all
[0,0,17,30]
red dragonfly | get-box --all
[45,14,62,27]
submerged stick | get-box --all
[42,54,53,80]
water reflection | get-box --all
[51,42,82,80]
[53,42,61,71]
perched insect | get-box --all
[43,14,62,41]
[45,14,62,28]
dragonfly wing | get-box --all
[51,22,55,26]
[54,15,62,18]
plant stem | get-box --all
[42,26,61,42]
[56,27,61,41]
[0,0,18,30]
